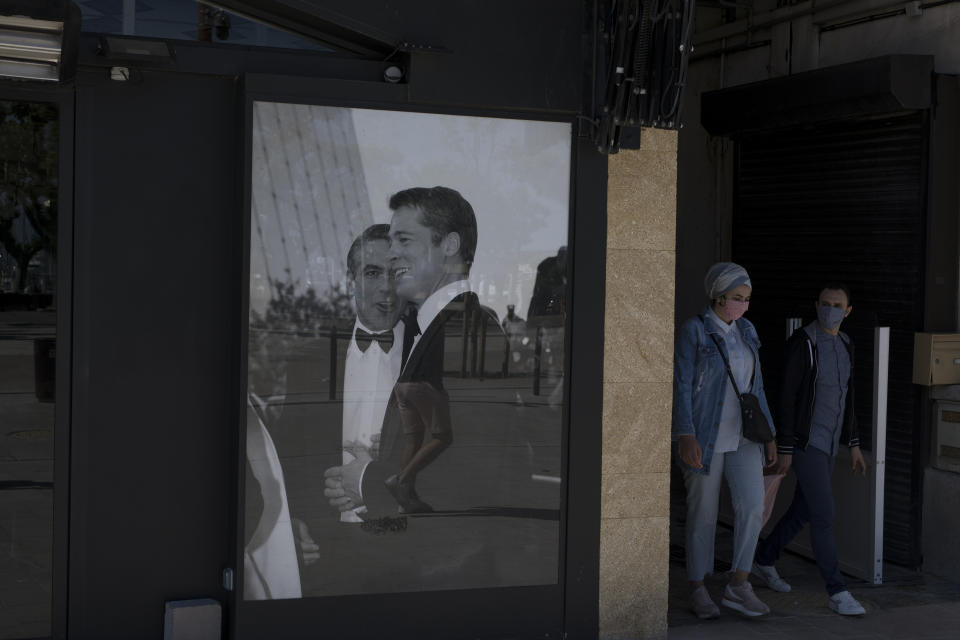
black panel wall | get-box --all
[70,69,240,637]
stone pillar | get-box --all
[599,129,677,640]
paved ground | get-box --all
[668,525,960,639]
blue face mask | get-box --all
[817,305,846,330]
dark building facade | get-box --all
[0,1,613,638]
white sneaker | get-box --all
[829,590,866,616]
[752,562,792,593]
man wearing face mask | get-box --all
[753,284,868,616]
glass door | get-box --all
[0,98,61,639]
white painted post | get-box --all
[872,327,889,585]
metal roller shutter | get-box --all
[732,111,927,568]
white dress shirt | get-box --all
[340,318,403,522]
[707,307,755,454]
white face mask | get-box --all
[817,305,845,330]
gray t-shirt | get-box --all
[808,325,851,456]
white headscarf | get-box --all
[704,262,751,300]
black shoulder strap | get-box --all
[699,314,752,398]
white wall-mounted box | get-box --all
[913,333,960,386]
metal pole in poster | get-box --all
[872,326,889,585]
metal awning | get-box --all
[207,0,399,58]
[701,54,934,136]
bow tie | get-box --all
[355,328,394,353]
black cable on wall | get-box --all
[594,0,695,153]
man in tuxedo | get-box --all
[325,186,483,515]
[339,223,404,522]
[322,187,561,594]
[245,224,405,595]
[384,186,482,512]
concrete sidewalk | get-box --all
[669,600,960,639]
[667,526,960,639]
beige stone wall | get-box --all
[599,129,677,640]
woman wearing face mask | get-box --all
[672,262,778,619]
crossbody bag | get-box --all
[700,316,775,444]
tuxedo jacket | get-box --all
[361,292,527,515]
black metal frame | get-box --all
[0,79,75,640]
[562,135,605,640]
[232,74,604,639]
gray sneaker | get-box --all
[690,585,720,620]
[721,581,770,617]
[752,562,792,592]
[829,590,866,616]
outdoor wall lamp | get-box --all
[0,0,80,82]
[96,36,175,83]
[97,36,175,64]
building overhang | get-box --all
[207,0,400,59]
[701,54,934,136]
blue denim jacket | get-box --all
[671,307,776,474]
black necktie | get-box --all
[355,328,394,353]
[400,304,420,369]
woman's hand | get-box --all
[678,435,703,469]
[764,441,778,468]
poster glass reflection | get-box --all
[243,103,570,599]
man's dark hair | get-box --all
[388,186,478,266]
[346,224,391,279]
[820,282,852,306]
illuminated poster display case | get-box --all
[236,95,591,638]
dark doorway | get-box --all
[731,111,927,568]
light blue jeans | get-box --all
[682,440,765,581]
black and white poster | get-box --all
[243,103,570,599]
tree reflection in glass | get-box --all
[0,100,58,638]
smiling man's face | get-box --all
[352,238,400,332]
[388,205,451,305]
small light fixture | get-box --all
[97,36,174,64]
[109,66,131,82]
[383,65,403,83]
[0,1,80,82]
